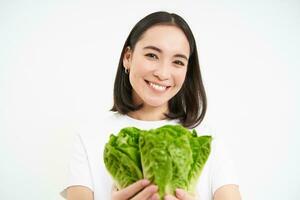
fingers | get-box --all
[112,182,194,200]
[175,188,195,200]
[131,184,158,200]
[164,188,195,200]
[112,179,150,200]
[164,195,179,200]
[149,193,160,200]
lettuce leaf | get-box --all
[104,127,143,189]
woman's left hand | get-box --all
[164,188,196,200]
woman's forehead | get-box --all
[136,25,190,56]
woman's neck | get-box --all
[127,105,168,121]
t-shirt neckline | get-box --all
[120,113,177,125]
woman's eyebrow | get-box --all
[143,45,188,61]
[143,45,162,53]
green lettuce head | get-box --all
[104,124,212,199]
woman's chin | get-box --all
[143,99,168,108]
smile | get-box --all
[145,80,171,92]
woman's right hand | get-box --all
[111,179,160,200]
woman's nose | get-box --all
[153,61,171,80]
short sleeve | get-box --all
[60,133,94,199]
[210,136,240,195]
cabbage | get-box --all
[104,124,212,198]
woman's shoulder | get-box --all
[75,111,138,142]
[190,117,216,138]
[73,111,118,140]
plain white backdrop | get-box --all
[0,0,299,199]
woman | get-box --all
[61,11,242,200]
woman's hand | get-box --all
[111,179,160,200]
[164,188,196,200]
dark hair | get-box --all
[110,11,207,129]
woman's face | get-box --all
[123,24,190,111]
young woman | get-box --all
[61,11,242,200]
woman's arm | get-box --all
[213,184,241,200]
[67,186,94,200]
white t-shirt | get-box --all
[60,111,239,200]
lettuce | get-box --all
[104,127,143,189]
[104,124,212,198]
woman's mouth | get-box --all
[145,80,171,93]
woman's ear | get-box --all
[123,46,132,70]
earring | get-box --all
[125,68,129,74]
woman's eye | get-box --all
[174,60,185,66]
[145,53,158,59]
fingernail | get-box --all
[176,188,184,198]
[151,193,159,200]
[164,195,172,200]
[142,179,150,186]
[151,185,158,192]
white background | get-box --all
[0,0,299,199]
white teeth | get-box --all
[149,82,167,91]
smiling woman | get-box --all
[122,25,189,117]
[111,12,205,126]
[61,11,242,200]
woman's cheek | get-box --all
[175,70,187,86]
